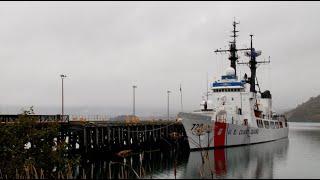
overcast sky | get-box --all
[0,1,319,116]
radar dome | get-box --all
[225,67,235,76]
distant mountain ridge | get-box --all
[285,95,320,122]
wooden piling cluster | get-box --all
[59,120,188,154]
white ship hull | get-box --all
[179,112,289,150]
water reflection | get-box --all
[184,138,289,179]
[72,123,320,179]
[73,138,288,179]
[75,148,190,179]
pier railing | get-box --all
[0,114,69,123]
[70,115,110,122]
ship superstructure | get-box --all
[178,21,288,150]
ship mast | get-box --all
[214,20,250,75]
[239,35,270,93]
[249,35,257,93]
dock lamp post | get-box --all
[133,85,137,117]
[167,90,171,120]
[60,74,67,122]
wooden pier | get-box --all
[61,120,187,154]
[0,115,189,154]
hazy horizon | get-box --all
[0,103,299,117]
[0,2,319,116]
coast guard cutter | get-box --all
[178,21,289,150]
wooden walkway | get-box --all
[60,120,187,154]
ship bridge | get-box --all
[211,67,245,92]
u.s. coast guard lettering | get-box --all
[177,20,289,150]
[227,129,259,136]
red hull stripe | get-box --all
[214,148,227,176]
[214,122,227,147]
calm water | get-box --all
[79,122,320,179]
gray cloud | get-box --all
[0,2,319,116]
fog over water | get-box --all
[0,2,319,116]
